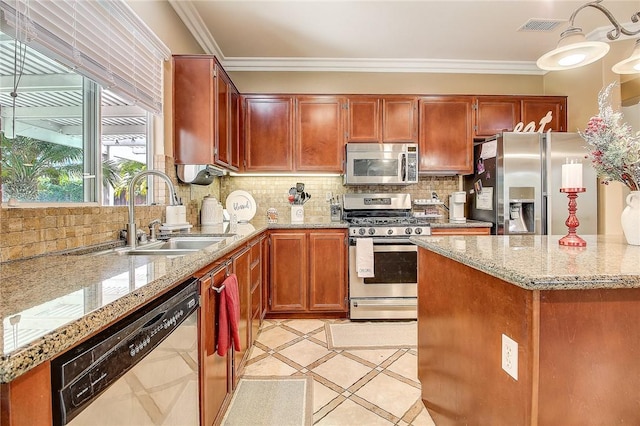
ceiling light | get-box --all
[612,39,640,74]
[536,0,640,74]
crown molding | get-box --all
[221,57,544,75]
[168,0,223,57]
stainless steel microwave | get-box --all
[344,143,418,185]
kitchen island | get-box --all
[410,234,640,426]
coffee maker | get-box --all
[449,191,466,223]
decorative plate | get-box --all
[225,190,257,222]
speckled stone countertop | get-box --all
[427,219,493,228]
[411,234,640,290]
[0,219,349,383]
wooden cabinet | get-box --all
[418,96,474,174]
[231,246,251,384]
[474,95,567,138]
[308,231,348,311]
[474,96,521,138]
[0,362,52,426]
[346,97,379,142]
[346,96,417,143]
[199,263,233,426]
[173,55,240,171]
[243,95,345,173]
[250,237,264,345]
[268,229,348,316]
[382,97,418,142]
[269,231,307,312]
[295,96,345,172]
[521,96,566,132]
[243,96,294,172]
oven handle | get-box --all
[352,300,417,308]
[349,237,415,245]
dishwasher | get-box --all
[51,277,200,426]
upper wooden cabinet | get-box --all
[474,95,567,138]
[346,96,417,143]
[474,96,521,138]
[243,96,294,172]
[173,56,240,171]
[243,95,345,173]
[295,96,345,173]
[521,96,567,132]
[418,96,474,174]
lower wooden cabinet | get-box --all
[268,229,348,316]
[0,362,52,426]
[197,236,262,425]
[199,263,233,426]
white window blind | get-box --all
[0,0,170,114]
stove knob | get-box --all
[405,228,412,235]
[415,228,423,235]
[358,228,366,236]
[368,228,376,235]
[387,229,394,235]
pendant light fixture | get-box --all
[536,0,640,74]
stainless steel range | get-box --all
[344,193,431,320]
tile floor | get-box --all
[231,319,436,426]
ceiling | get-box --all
[169,0,640,75]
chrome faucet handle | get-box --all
[148,219,161,242]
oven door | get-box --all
[349,238,417,297]
[348,237,417,319]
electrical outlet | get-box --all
[325,191,332,202]
[502,334,518,380]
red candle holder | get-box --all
[558,188,586,247]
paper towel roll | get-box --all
[166,205,186,225]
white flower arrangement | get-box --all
[581,82,640,191]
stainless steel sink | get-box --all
[69,235,235,256]
[126,235,232,255]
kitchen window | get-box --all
[0,0,169,206]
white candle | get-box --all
[561,162,583,189]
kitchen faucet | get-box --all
[127,170,178,249]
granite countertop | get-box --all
[411,234,640,291]
[427,219,493,228]
[0,219,349,383]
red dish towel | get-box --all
[217,274,241,356]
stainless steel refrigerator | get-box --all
[464,132,598,235]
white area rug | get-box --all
[221,376,312,425]
[326,321,417,349]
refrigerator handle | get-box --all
[541,194,548,235]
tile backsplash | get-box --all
[0,164,458,262]
[221,175,459,222]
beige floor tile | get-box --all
[285,319,327,334]
[313,379,341,412]
[242,355,298,376]
[411,406,437,426]
[247,345,266,360]
[279,338,332,367]
[316,399,394,426]
[343,348,398,366]
[312,329,327,343]
[386,351,418,382]
[312,353,372,389]
[354,373,421,418]
[255,326,300,349]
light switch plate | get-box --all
[502,333,518,380]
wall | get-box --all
[230,71,544,95]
